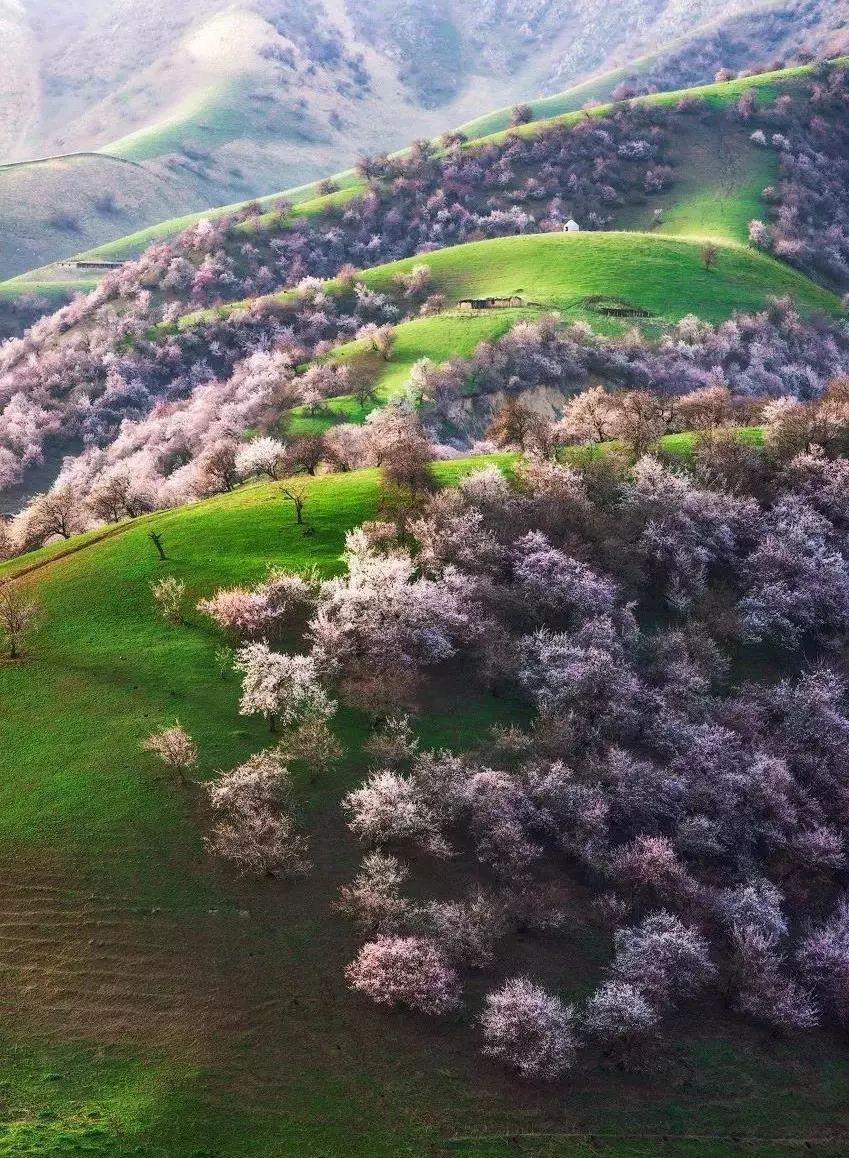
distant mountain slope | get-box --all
[4,0,748,164]
[0,154,192,281]
[0,0,39,158]
[3,0,849,283]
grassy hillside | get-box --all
[0,153,196,281]
[0,0,38,158]
[2,0,771,166]
[456,1,849,139]
[170,231,839,444]
[2,0,847,289]
[287,312,530,434]
[3,454,849,1156]
[2,52,833,300]
[182,232,840,339]
[453,6,785,140]
[363,233,839,320]
[279,227,839,435]
[4,0,794,286]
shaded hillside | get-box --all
[0,153,194,280]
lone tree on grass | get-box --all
[701,243,719,271]
[199,440,240,494]
[151,576,186,624]
[352,373,378,410]
[205,750,311,878]
[346,935,462,1015]
[358,323,396,362]
[0,585,40,659]
[276,717,344,781]
[142,722,198,784]
[148,531,167,561]
[479,977,579,1080]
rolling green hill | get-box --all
[0,0,777,285]
[2,0,848,288]
[361,232,839,320]
[3,454,849,1156]
[2,53,836,303]
[287,311,532,435]
[159,225,841,445]
[279,231,838,435]
[179,231,840,337]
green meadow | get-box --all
[3,451,849,1155]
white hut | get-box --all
[564,218,581,232]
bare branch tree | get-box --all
[148,531,167,561]
[281,481,309,526]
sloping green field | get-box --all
[286,310,534,434]
[360,232,839,321]
[182,231,839,338]
[3,457,849,1156]
[454,0,806,139]
[174,231,838,438]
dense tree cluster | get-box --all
[297,444,849,1075]
[3,295,845,559]
[746,62,849,291]
[421,302,849,442]
[188,403,849,1075]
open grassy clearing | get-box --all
[0,274,99,303]
[2,451,849,1155]
[178,232,839,342]
[360,233,839,322]
[615,117,778,244]
[559,426,767,467]
[103,82,248,165]
[286,310,538,434]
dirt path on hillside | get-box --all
[0,521,138,586]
